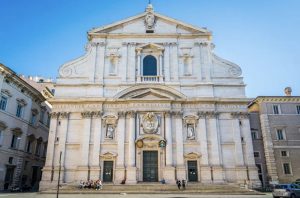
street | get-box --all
[0,193,273,198]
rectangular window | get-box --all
[251,131,258,140]
[297,106,300,114]
[273,105,280,114]
[46,113,51,127]
[26,141,32,153]
[254,151,260,158]
[283,163,291,174]
[23,161,28,170]
[43,143,47,157]
[16,104,23,118]
[30,113,37,125]
[0,96,8,110]
[35,142,41,156]
[40,110,45,123]
[281,150,289,157]
[256,164,262,174]
[277,129,285,140]
[10,135,20,149]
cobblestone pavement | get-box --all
[0,193,273,198]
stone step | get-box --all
[40,183,262,195]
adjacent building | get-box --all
[40,4,261,190]
[249,88,300,186]
[0,64,53,191]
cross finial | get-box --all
[146,0,154,12]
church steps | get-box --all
[39,183,263,195]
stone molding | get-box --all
[90,41,106,47]
[184,152,201,159]
[194,42,209,46]
[230,112,249,119]
[183,115,198,126]
[102,114,118,127]
[198,111,219,119]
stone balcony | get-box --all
[138,76,163,83]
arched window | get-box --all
[143,55,157,76]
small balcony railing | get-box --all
[140,76,161,83]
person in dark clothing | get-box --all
[176,179,181,190]
[182,180,186,190]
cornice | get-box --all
[249,96,300,107]
[0,64,53,102]
[89,33,211,40]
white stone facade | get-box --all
[40,4,260,189]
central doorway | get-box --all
[103,161,113,182]
[143,151,158,182]
[187,160,198,182]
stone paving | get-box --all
[0,193,273,198]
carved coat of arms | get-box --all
[141,112,159,134]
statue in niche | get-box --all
[106,124,114,139]
[187,124,195,140]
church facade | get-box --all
[40,4,260,189]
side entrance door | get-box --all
[103,161,113,182]
[143,151,158,182]
[187,161,198,182]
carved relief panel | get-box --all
[138,112,162,135]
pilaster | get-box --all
[126,111,137,184]
[90,111,103,180]
[115,111,126,184]
[163,43,170,82]
[173,111,185,180]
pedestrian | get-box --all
[182,179,186,190]
[99,180,103,190]
[176,179,181,190]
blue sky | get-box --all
[0,0,299,97]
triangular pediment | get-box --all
[114,85,187,100]
[89,9,210,35]
[131,89,173,99]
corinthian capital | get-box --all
[205,111,219,119]
[81,111,93,118]
[60,112,70,119]
[127,111,136,118]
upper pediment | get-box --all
[88,5,211,37]
[114,85,187,100]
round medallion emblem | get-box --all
[141,112,159,134]
[136,140,144,148]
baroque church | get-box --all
[40,4,260,189]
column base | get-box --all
[126,167,137,184]
[39,180,57,191]
[176,166,186,181]
[75,166,89,181]
[163,166,176,184]
[200,165,212,183]
[115,167,125,184]
[212,166,225,183]
[89,166,101,181]
[248,165,262,188]
[235,166,248,184]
